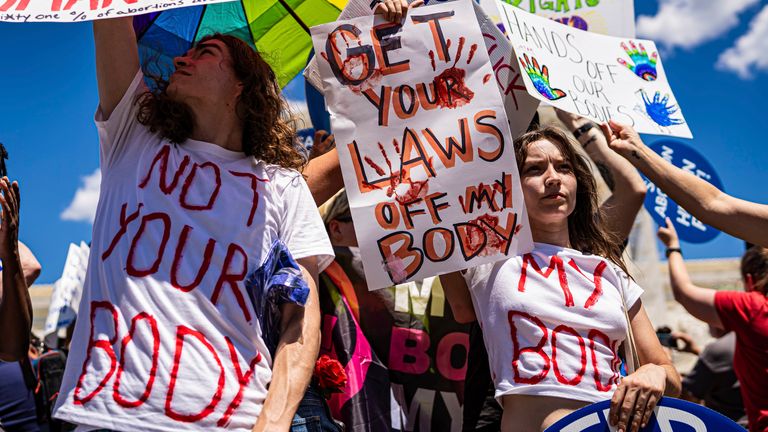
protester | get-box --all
[0,176,46,432]
[605,119,768,248]
[0,177,39,363]
[43,18,334,432]
[461,110,648,432]
[658,219,768,431]
[671,328,748,426]
[442,126,681,432]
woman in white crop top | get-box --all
[441,126,681,432]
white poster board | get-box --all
[497,4,693,138]
[43,241,90,346]
[311,0,533,289]
[477,0,635,37]
[0,0,234,23]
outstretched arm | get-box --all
[304,148,344,206]
[253,256,321,431]
[657,218,722,328]
[557,111,646,240]
[93,17,140,119]
[0,178,32,362]
[606,120,768,247]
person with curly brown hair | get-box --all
[50,18,334,432]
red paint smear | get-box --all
[446,38,452,51]
[465,214,503,257]
[515,224,523,235]
[364,157,386,176]
[363,141,430,205]
[392,139,401,156]
[321,52,328,62]
[454,37,466,66]
[467,43,478,64]
[434,67,475,108]
[429,50,436,71]
[483,73,492,84]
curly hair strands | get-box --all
[136,34,306,171]
[514,127,630,275]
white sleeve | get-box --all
[618,269,644,309]
[95,70,147,172]
[276,170,335,272]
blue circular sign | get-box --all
[545,397,743,432]
[641,140,724,244]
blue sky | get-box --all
[1,0,767,283]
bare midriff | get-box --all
[500,394,591,432]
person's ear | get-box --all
[745,273,755,292]
[328,220,342,244]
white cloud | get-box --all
[637,0,759,50]
[61,169,101,224]
[717,5,768,79]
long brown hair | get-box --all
[136,34,306,171]
[514,127,629,274]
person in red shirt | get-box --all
[659,218,768,432]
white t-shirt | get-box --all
[53,72,334,431]
[464,242,643,403]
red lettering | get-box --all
[113,312,160,408]
[229,171,268,227]
[588,329,616,392]
[551,324,586,386]
[138,145,190,194]
[74,301,119,405]
[179,162,222,211]
[508,311,550,384]
[102,203,143,261]
[210,243,251,322]
[568,259,607,309]
[170,225,215,292]
[517,254,574,307]
[216,337,262,427]
[165,326,225,422]
[125,212,171,278]
[0,0,29,12]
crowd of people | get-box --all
[1,1,767,431]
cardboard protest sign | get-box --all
[642,140,723,243]
[0,0,233,22]
[476,0,635,38]
[304,0,540,140]
[545,397,744,431]
[496,4,694,139]
[43,241,90,347]
[311,0,533,289]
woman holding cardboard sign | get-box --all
[441,126,680,432]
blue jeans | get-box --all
[291,384,343,432]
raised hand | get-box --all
[309,130,336,160]
[373,0,423,22]
[618,41,658,81]
[519,54,567,101]
[0,177,20,257]
[600,120,644,159]
[657,217,680,249]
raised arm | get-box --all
[439,271,476,323]
[93,17,140,119]
[303,147,344,206]
[657,218,722,328]
[0,178,32,362]
[606,120,768,247]
[557,111,646,240]
[253,256,321,431]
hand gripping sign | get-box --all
[544,397,743,432]
[310,0,533,289]
[641,140,723,244]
